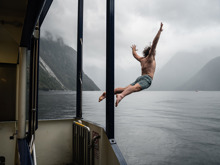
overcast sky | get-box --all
[41,0,220,90]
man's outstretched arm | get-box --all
[131,44,144,61]
[149,22,163,56]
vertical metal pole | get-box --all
[17,47,27,139]
[34,23,40,130]
[76,0,84,119]
[106,0,115,139]
[28,23,40,142]
[28,36,34,142]
[16,60,20,122]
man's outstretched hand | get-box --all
[160,22,163,31]
[131,44,138,51]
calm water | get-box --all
[38,91,220,165]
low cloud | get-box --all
[41,0,220,90]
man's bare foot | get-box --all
[115,94,124,107]
[99,92,106,102]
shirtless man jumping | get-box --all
[99,22,163,107]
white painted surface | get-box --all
[17,47,27,139]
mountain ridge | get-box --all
[176,56,220,91]
[150,47,220,91]
[39,37,100,91]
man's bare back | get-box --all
[99,22,163,107]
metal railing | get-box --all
[73,121,91,165]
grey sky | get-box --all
[41,0,220,90]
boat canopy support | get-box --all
[106,0,115,140]
[27,22,40,143]
[76,0,84,119]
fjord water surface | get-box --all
[39,91,220,165]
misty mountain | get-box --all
[150,47,220,90]
[176,56,220,91]
[39,37,100,91]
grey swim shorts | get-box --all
[130,74,152,90]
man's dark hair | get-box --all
[143,46,151,57]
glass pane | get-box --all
[38,0,78,119]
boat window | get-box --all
[0,64,16,121]
[38,1,78,119]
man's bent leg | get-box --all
[115,84,142,107]
[99,85,130,102]
[99,92,106,102]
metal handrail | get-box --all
[73,121,91,165]
[74,121,90,131]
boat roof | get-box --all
[0,0,52,64]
